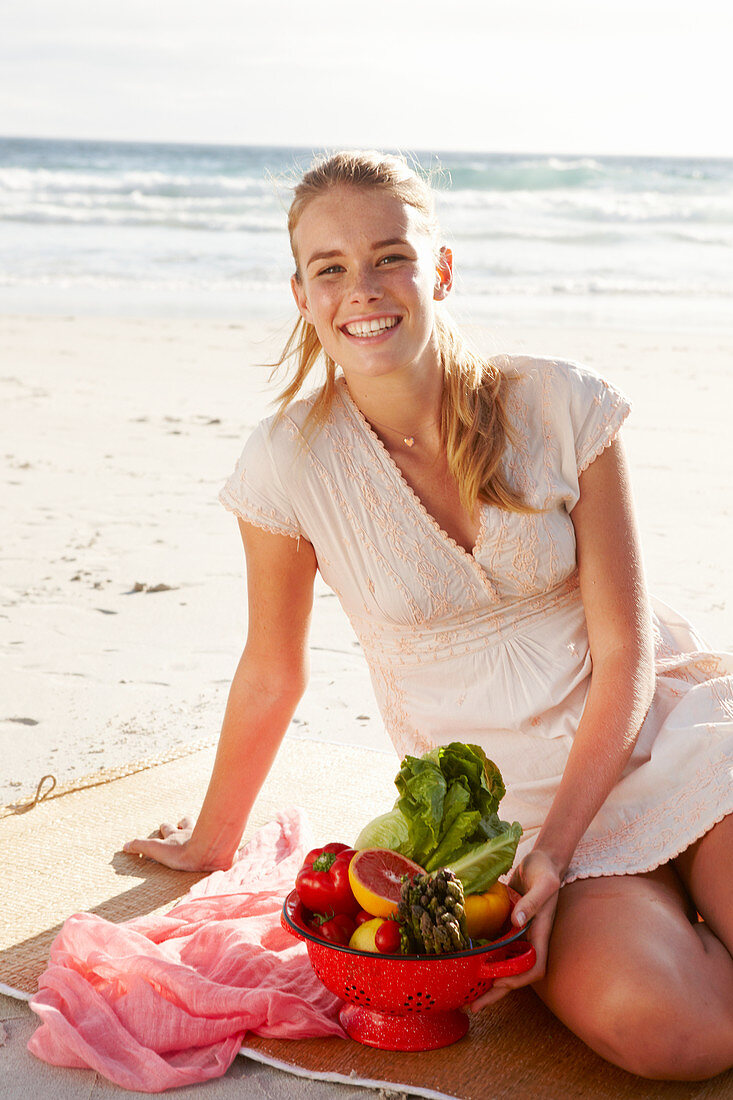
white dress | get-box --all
[219,355,733,883]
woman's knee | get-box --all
[538,867,733,1079]
[577,971,733,1080]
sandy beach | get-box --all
[2,310,732,1099]
[2,312,731,808]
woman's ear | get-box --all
[434,246,454,301]
[291,274,314,323]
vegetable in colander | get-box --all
[354,743,523,894]
[397,868,470,955]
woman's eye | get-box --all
[378,254,407,265]
[318,264,344,276]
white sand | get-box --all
[2,314,731,808]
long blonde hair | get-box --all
[272,150,533,515]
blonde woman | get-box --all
[126,151,733,1080]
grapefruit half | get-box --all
[348,848,425,918]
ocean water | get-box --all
[1,136,732,330]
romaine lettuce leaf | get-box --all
[423,808,481,871]
[444,822,523,894]
[394,750,447,864]
[354,742,522,889]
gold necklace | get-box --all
[363,413,416,448]
[345,379,441,450]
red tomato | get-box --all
[374,919,402,954]
[354,909,373,927]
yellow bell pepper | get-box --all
[464,882,512,940]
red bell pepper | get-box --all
[295,842,359,916]
[310,911,356,946]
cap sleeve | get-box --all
[218,419,303,539]
[563,359,631,475]
[545,359,631,512]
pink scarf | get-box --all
[28,808,345,1091]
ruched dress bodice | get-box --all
[220,355,733,882]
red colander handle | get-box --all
[478,940,536,980]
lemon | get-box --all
[348,917,385,952]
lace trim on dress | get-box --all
[337,379,500,602]
[563,747,733,883]
[289,414,433,621]
[218,485,301,540]
[577,399,631,474]
[352,571,582,667]
[364,659,427,759]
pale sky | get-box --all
[2,0,732,157]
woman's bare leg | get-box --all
[674,813,733,951]
[533,862,733,1080]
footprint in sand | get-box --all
[127,582,178,594]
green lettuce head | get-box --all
[354,742,521,892]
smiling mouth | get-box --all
[342,316,401,338]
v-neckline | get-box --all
[338,376,490,566]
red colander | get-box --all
[281,887,535,1052]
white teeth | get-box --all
[345,317,399,338]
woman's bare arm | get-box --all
[474,435,656,1006]
[532,435,656,875]
[124,519,318,871]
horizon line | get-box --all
[2,132,733,164]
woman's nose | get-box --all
[348,265,382,301]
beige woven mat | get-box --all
[243,993,731,1100]
[2,737,730,1099]
[0,736,398,997]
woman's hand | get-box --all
[469,849,562,1012]
[123,816,219,872]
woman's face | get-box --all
[290,184,452,383]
